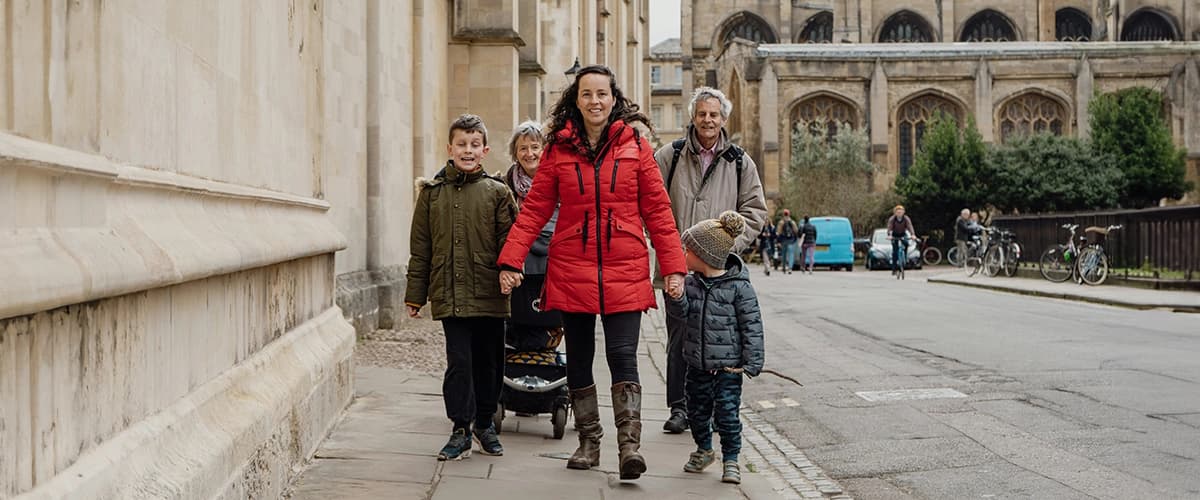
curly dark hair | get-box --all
[546,65,652,160]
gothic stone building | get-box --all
[680,1,1200,202]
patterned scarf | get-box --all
[511,164,535,206]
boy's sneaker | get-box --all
[683,449,716,473]
[473,424,504,456]
[437,428,472,461]
[721,460,741,484]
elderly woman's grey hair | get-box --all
[508,120,546,164]
[687,86,733,120]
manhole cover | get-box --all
[855,388,967,402]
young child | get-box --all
[666,211,765,484]
[405,114,517,461]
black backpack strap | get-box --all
[721,144,746,198]
[666,138,686,191]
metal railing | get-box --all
[992,205,1200,281]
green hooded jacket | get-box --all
[405,161,517,320]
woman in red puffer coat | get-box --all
[497,65,686,480]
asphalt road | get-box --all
[740,265,1200,499]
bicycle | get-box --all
[982,228,1020,278]
[955,232,985,276]
[890,235,910,280]
[1077,225,1122,285]
[917,235,942,266]
[1038,224,1085,283]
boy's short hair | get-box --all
[449,114,489,145]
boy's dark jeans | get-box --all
[685,366,743,462]
[562,311,641,389]
[441,317,505,430]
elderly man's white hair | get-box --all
[687,86,733,119]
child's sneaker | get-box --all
[437,428,472,461]
[721,460,741,484]
[473,424,504,456]
[683,449,716,473]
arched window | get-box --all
[960,9,1018,42]
[1056,8,1092,41]
[720,12,778,46]
[791,94,859,141]
[896,94,963,176]
[998,92,1068,142]
[878,10,935,43]
[1121,9,1179,41]
[797,12,833,43]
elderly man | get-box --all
[653,86,767,434]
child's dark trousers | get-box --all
[441,317,505,430]
[685,365,743,462]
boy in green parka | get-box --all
[405,114,517,460]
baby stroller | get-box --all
[494,272,570,439]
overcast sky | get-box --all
[649,0,681,45]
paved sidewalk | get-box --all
[927,272,1200,312]
[287,312,797,499]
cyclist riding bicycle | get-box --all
[886,205,916,275]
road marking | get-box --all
[757,400,776,409]
[780,398,799,407]
[855,388,968,402]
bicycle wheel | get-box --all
[1078,247,1109,285]
[1003,243,1020,277]
[983,246,1002,277]
[922,247,942,266]
[1039,246,1072,283]
[947,247,961,267]
[965,256,983,277]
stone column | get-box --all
[366,0,415,328]
[861,1,874,43]
[779,2,792,43]
[940,0,955,42]
[1185,57,1200,194]
[453,0,522,173]
[975,59,994,143]
[869,60,889,165]
[1075,56,1094,140]
[759,61,780,199]
[681,0,695,98]
[1038,0,1055,41]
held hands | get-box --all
[664,273,685,300]
[406,305,421,319]
[499,270,524,295]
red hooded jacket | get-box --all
[498,120,686,314]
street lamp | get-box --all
[564,58,581,76]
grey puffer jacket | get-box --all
[665,254,764,376]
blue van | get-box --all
[806,216,855,271]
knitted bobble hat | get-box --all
[682,211,747,269]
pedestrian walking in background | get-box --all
[404,114,516,461]
[799,215,818,274]
[776,209,800,274]
[665,211,765,485]
[757,223,777,275]
[496,65,687,480]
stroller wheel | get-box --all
[551,405,567,440]
[493,402,505,434]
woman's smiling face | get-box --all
[576,73,614,131]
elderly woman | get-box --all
[501,121,563,354]
[497,65,686,480]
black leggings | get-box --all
[562,311,642,389]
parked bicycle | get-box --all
[917,235,942,266]
[1039,224,1085,283]
[961,232,986,277]
[982,228,1020,278]
[1077,225,1122,285]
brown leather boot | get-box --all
[567,385,602,470]
[612,382,647,480]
